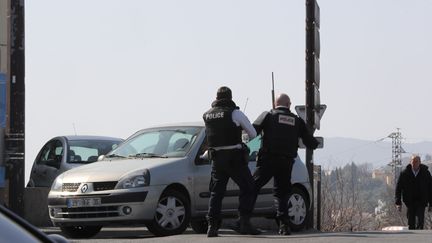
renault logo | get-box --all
[81,184,88,193]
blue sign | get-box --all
[0,72,5,128]
[0,166,5,188]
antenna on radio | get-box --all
[243,97,249,112]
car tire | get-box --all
[190,219,208,234]
[287,186,309,231]
[146,189,191,236]
[59,225,102,239]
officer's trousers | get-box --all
[252,154,294,219]
[207,149,255,220]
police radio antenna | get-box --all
[243,97,249,112]
[72,123,77,135]
[271,72,275,109]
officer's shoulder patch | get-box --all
[278,114,295,126]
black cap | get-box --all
[216,86,232,100]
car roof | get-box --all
[61,135,123,141]
[145,121,204,129]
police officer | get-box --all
[203,86,260,237]
[251,93,318,235]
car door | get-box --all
[192,137,253,214]
[28,139,65,187]
[192,138,213,214]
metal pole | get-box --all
[305,0,317,229]
[316,165,321,231]
[6,0,25,216]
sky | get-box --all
[23,0,432,181]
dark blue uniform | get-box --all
[252,106,318,231]
[203,99,255,221]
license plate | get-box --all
[66,198,101,208]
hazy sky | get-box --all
[24,0,432,180]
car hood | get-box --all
[60,157,180,183]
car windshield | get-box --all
[68,139,122,164]
[107,127,202,159]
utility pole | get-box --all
[305,0,320,229]
[0,0,8,204]
[5,0,25,216]
[388,128,402,185]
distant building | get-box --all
[372,168,392,185]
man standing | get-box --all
[395,155,432,230]
[251,93,318,235]
[203,86,260,237]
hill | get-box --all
[297,137,432,169]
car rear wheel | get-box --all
[146,190,191,236]
[287,186,309,231]
[190,219,208,234]
[59,225,102,239]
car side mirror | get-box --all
[97,155,105,161]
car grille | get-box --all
[61,182,117,192]
[93,181,117,191]
[57,206,120,218]
[62,183,81,192]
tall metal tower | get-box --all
[388,128,403,185]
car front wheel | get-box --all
[287,186,309,231]
[146,189,191,236]
[59,225,102,239]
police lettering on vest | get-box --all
[205,112,224,120]
[260,109,301,158]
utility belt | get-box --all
[257,147,294,161]
[208,143,250,164]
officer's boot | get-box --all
[278,217,291,235]
[206,217,219,237]
[237,215,261,235]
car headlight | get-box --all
[51,174,64,192]
[115,169,150,189]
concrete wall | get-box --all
[23,187,52,227]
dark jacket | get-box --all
[395,164,432,207]
[253,107,318,158]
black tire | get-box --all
[146,190,191,236]
[60,225,102,239]
[190,219,208,234]
[287,186,309,231]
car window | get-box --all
[36,140,63,169]
[68,140,122,163]
[109,127,201,158]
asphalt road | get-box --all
[41,227,432,243]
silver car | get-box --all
[48,123,311,238]
[28,136,123,187]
